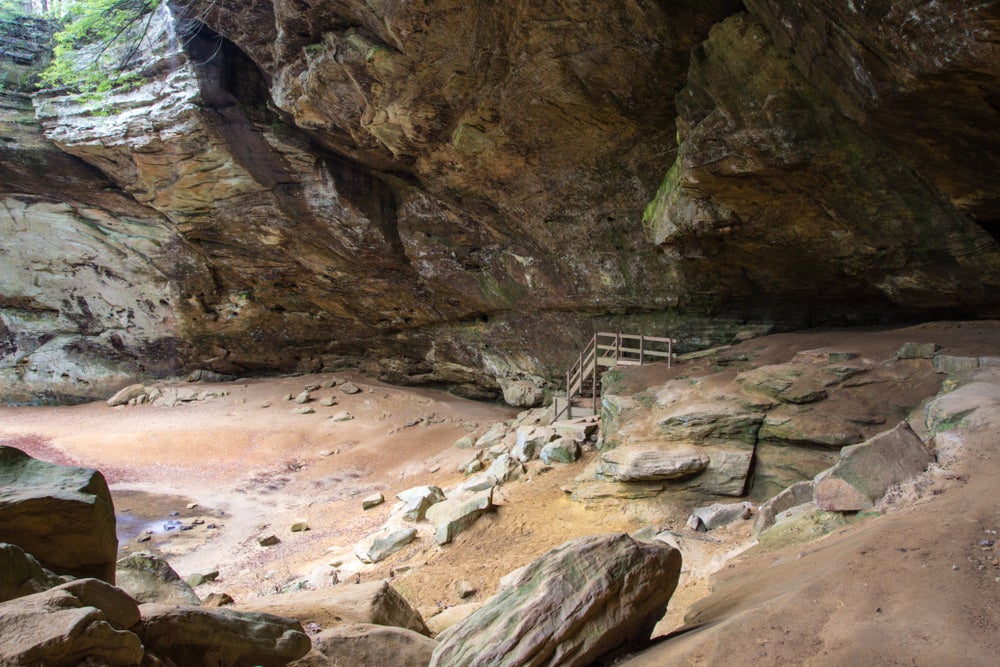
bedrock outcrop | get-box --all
[1,1,998,402]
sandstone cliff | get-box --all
[1,1,997,403]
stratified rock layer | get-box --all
[1,2,997,402]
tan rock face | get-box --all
[2,2,999,402]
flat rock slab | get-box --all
[689,501,754,531]
[0,446,117,582]
[430,533,682,667]
[140,603,311,667]
[815,422,933,511]
[290,623,437,667]
[237,580,430,636]
[754,480,816,535]
[355,527,417,564]
[396,485,446,522]
[426,489,493,545]
[737,364,830,404]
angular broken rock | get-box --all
[106,383,148,407]
[426,489,493,545]
[688,501,754,531]
[140,603,311,667]
[551,418,599,443]
[597,444,709,482]
[340,381,361,394]
[815,422,934,511]
[897,342,938,359]
[115,551,201,606]
[0,446,117,582]
[0,578,143,667]
[754,480,816,535]
[396,485,446,522]
[355,528,417,564]
[294,390,312,404]
[474,421,509,449]
[511,426,557,462]
[430,533,682,667]
[362,493,385,510]
[297,623,438,667]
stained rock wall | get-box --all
[1,1,998,403]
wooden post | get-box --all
[639,334,645,365]
[592,346,598,413]
[668,337,672,368]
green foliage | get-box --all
[39,0,159,98]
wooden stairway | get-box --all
[553,331,674,421]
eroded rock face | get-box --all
[2,2,998,402]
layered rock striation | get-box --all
[1,1,997,402]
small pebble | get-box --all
[979,539,995,547]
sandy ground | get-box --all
[1,320,999,662]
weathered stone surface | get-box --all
[658,403,764,442]
[0,446,117,582]
[115,552,201,606]
[736,364,829,404]
[362,493,385,510]
[570,481,665,502]
[933,355,980,375]
[355,527,417,564]
[425,489,493,545]
[340,382,361,395]
[238,580,430,636]
[474,422,509,449]
[754,480,816,535]
[925,381,1000,436]
[689,501,753,531]
[430,534,681,667]
[396,485,446,522]
[139,603,311,667]
[897,343,938,360]
[759,413,863,448]
[540,438,580,465]
[107,383,148,407]
[426,602,484,636]
[0,578,143,667]
[597,444,709,482]
[291,623,437,667]
[0,542,65,603]
[551,418,599,443]
[511,426,557,462]
[815,422,933,512]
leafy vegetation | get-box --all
[38,0,160,97]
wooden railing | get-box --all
[554,332,674,421]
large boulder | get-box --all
[238,580,431,636]
[396,485,446,522]
[430,533,681,667]
[815,422,934,511]
[115,552,201,606]
[0,578,143,667]
[290,623,437,667]
[754,480,816,535]
[0,446,117,582]
[139,603,311,667]
[0,542,65,603]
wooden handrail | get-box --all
[555,331,675,421]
